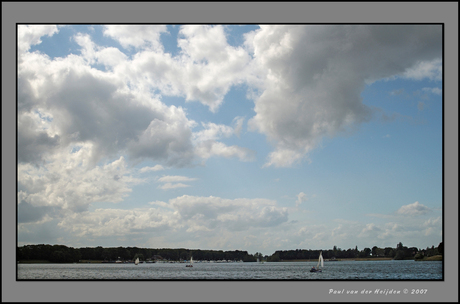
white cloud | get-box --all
[16,25,261,238]
[402,58,442,81]
[358,223,382,238]
[159,183,191,190]
[422,87,442,95]
[103,25,168,49]
[157,175,197,183]
[59,207,178,237]
[175,25,252,112]
[113,25,252,113]
[193,122,234,142]
[18,151,143,214]
[296,192,308,207]
[170,195,288,232]
[195,141,256,162]
[17,24,442,170]
[17,38,198,167]
[423,216,441,227]
[139,165,165,173]
[16,24,443,253]
[193,121,256,162]
[156,175,197,190]
[232,116,245,137]
[17,24,59,54]
[396,201,431,216]
[126,108,196,167]
[245,25,442,167]
[148,200,170,208]
[54,195,288,243]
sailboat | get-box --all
[186,256,193,267]
[310,251,323,272]
[134,257,139,265]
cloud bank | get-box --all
[245,25,442,167]
[17,24,442,253]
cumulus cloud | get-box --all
[195,141,256,162]
[17,24,442,170]
[55,195,288,239]
[17,37,197,167]
[193,122,234,142]
[18,25,255,169]
[16,24,442,252]
[170,195,288,232]
[17,24,59,54]
[59,207,177,237]
[103,24,168,50]
[111,25,252,113]
[361,223,381,234]
[16,25,260,238]
[296,192,308,207]
[397,201,432,216]
[193,122,256,162]
[18,152,143,214]
[175,25,252,112]
[402,58,442,81]
[245,25,442,167]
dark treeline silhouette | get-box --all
[17,242,443,263]
[267,242,443,262]
[17,244,256,263]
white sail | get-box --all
[316,251,323,268]
[191,256,193,264]
[135,257,139,265]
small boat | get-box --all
[186,256,193,267]
[310,251,323,272]
[134,257,139,265]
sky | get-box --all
[17,24,443,256]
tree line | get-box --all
[17,242,443,263]
[17,244,257,263]
[266,242,443,262]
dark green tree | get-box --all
[437,242,443,255]
[133,253,145,261]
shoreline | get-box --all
[18,256,443,264]
[279,256,442,262]
[280,257,393,262]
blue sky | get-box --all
[17,24,442,255]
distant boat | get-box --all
[134,258,139,265]
[310,251,323,272]
[186,256,193,267]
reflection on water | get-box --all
[17,260,442,280]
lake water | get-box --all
[17,260,442,280]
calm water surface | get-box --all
[17,260,442,280]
